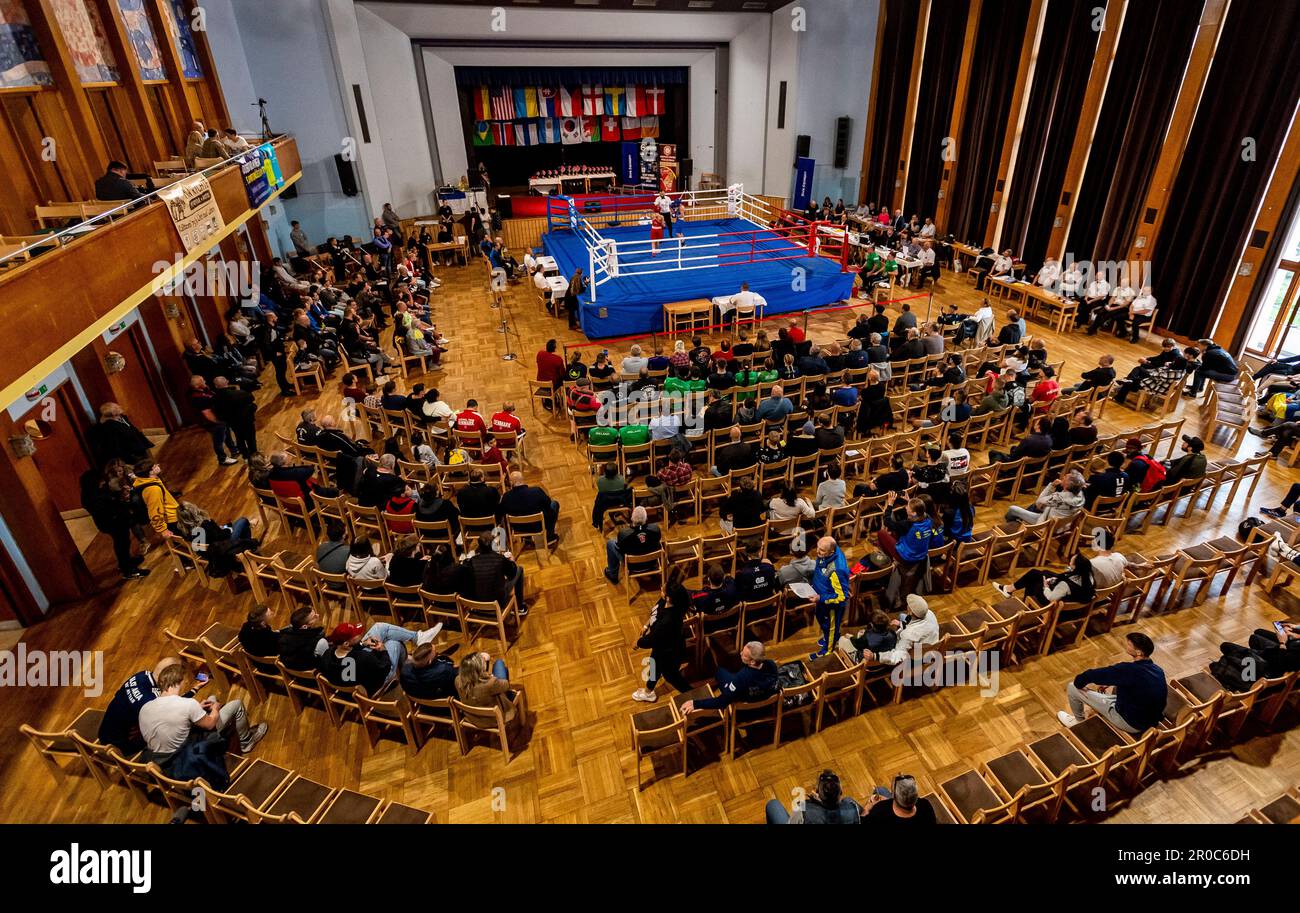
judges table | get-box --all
[987,277,1078,333]
[663,298,713,334]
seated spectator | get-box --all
[357,453,405,508]
[1058,632,1166,733]
[859,594,940,665]
[1004,470,1086,524]
[386,535,428,586]
[862,774,937,824]
[455,651,523,728]
[98,656,187,754]
[279,607,328,671]
[1216,624,1300,689]
[400,641,458,699]
[734,543,778,600]
[679,641,779,712]
[621,344,649,375]
[838,610,899,662]
[604,506,662,585]
[314,519,351,573]
[137,662,267,794]
[345,537,390,581]
[1085,452,1129,508]
[1063,354,1116,395]
[459,531,525,611]
[766,769,862,824]
[989,416,1054,463]
[769,484,815,522]
[457,468,501,519]
[756,385,795,423]
[1088,532,1129,588]
[712,426,755,476]
[692,564,739,614]
[815,462,847,508]
[238,605,279,657]
[1260,482,1300,519]
[499,471,560,543]
[1163,435,1207,486]
[995,552,1096,606]
[320,621,438,694]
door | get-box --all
[106,324,170,432]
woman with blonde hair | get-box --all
[669,338,691,372]
[454,651,520,725]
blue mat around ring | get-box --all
[542,217,856,339]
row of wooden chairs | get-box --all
[20,709,433,824]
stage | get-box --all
[542,217,856,338]
[511,191,655,218]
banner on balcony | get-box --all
[159,174,225,253]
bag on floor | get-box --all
[778,661,812,706]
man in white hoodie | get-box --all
[849,594,940,665]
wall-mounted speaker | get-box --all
[795,134,811,163]
[833,116,851,169]
[334,154,359,197]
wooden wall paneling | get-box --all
[1045,0,1128,262]
[85,89,128,166]
[93,0,169,163]
[69,345,117,421]
[893,0,933,213]
[0,98,48,233]
[15,384,96,514]
[102,84,163,172]
[0,410,95,614]
[983,0,1047,249]
[1216,108,1300,351]
[139,294,197,421]
[30,89,100,202]
[1124,0,1228,266]
[933,0,982,231]
[29,0,109,197]
[857,5,891,206]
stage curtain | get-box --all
[863,0,921,207]
[902,0,970,220]
[1151,0,1300,339]
[454,66,688,87]
[1065,0,1198,264]
[945,0,1029,244]
[998,0,1097,269]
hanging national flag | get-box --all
[472,121,492,146]
[621,117,642,141]
[602,115,620,141]
[605,85,626,116]
[640,116,660,139]
[558,86,578,117]
[537,86,558,117]
[581,116,599,142]
[491,88,515,121]
[491,122,515,146]
[644,84,666,115]
[513,123,527,146]
[560,117,583,145]
[511,86,538,119]
[537,119,560,144]
[581,84,604,116]
[472,86,492,121]
[624,84,642,118]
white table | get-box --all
[536,255,559,275]
[528,172,617,196]
[546,276,569,296]
[711,293,767,320]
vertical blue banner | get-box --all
[621,142,640,184]
[792,156,815,210]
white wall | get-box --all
[764,4,800,198]
[206,0,371,244]
[793,0,876,204]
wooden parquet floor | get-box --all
[2,263,1298,824]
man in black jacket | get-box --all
[278,607,327,671]
[457,470,501,520]
[603,507,661,584]
[1063,354,1116,394]
[459,532,525,610]
[1084,452,1129,508]
[712,427,756,476]
[88,403,153,466]
[499,471,560,542]
[720,476,766,533]
[255,312,295,397]
[1185,339,1239,397]
[211,376,258,460]
[1058,632,1166,733]
[680,641,780,712]
[81,468,147,579]
[796,345,830,376]
[93,161,143,201]
[356,453,405,507]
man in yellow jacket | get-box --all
[132,460,180,539]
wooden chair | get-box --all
[451,688,528,762]
[355,687,419,749]
[631,703,687,789]
[624,549,665,604]
[458,594,521,654]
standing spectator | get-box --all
[89,403,153,466]
[188,376,239,467]
[211,376,258,461]
[809,536,850,660]
[632,567,693,702]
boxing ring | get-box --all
[541,184,856,338]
